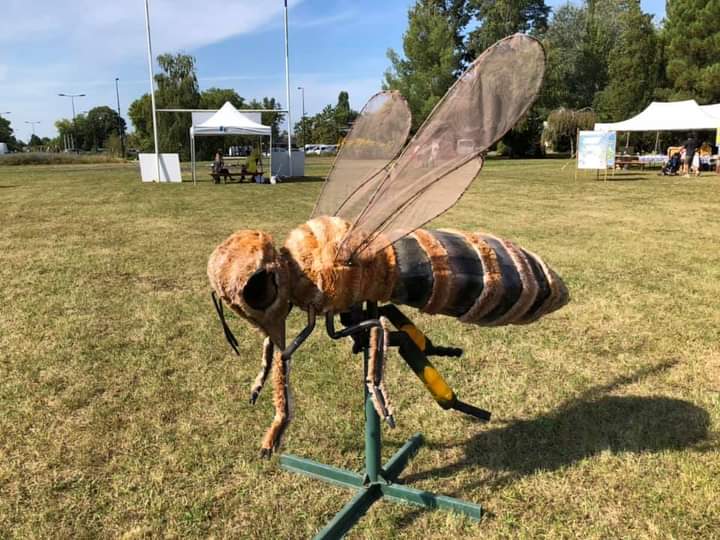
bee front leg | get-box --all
[249,337,274,405]
[259,308,316,458]
[260,348,291,458]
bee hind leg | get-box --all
[379,305,491,422]
[367,317,395,428]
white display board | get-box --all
[578,131,616,169]
[271,149,305,177]
[0,142,8,155]
[139,153,182,183]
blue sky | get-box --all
[0,0,666,141]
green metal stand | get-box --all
[280,347,483,539]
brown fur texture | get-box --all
[207,230,290,348]
[283,217,397,313]
[260,349,291,453]
[412,229,453,314]
[250,337,274,403]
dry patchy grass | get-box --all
[1,158,718,538]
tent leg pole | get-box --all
[191,135,196,185]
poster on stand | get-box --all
[578,131,616,170]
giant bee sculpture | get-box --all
[208,35,569,457]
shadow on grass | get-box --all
[186,176,325,184]
[282,175,325,183]
[596,172,653,181]
[402,360,710,489]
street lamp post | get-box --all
[115,78,125,157]
[58,92,86,152]
[25,121,41,150]
[25,121,40,136]
[297,86,306,147]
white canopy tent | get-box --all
[595,100,720,132]
[189,101,272,184]
[700,103,720,119]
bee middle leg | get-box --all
[379,304,491,422]
[250,337,274,405]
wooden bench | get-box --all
[211,171,241,184]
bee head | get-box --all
[207,230,290,349]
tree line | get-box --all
[384,0,720,155]
[126,53,285,161]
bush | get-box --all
[0,152,125,166]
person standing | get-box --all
[682,134,698,178]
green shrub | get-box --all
[0,152,125,166]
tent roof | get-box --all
[594,100,720,132]
[191,101,271,136]
[700,103,720,119]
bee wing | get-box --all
[311,91,412,219]
[335,34,546,261]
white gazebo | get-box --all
[189,101,272,184]
[594,100,720,132]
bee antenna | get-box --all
[211,291,240,355]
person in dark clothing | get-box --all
[682,134,698,177]
[212,148,230,183]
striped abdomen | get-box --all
[390,229,568,325]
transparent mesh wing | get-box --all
[337,34,546,260]
[311,91,411,219]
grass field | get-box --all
[1,157,719,539]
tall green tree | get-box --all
[0,116,22,151]
[246,97,284,140]
[127,94,153,152]
[54,107,125,151]
[594,1,659,121]
[384,0,461,129]
[428,0,472,64]
[155,53,200,159]
[541,3,590,111]
[580,0,627,106]
[85,106,126,150]
[466,0,550,59]
[664,0,720,103]
[542,1,630,112]
[199,87,244,109]
[334,91,358,135]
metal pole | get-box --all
[25,121,40,136]
[115,78,125,157]
[283,0,293,175]
[297,86,305,148]
[191,132,196,185]
[144,0,161,182]
[364,347,381,483]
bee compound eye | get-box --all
[243,269,278,311]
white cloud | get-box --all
[0,1,304,61]
[0,1,391,140]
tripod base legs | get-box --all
[280,433,482,540]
